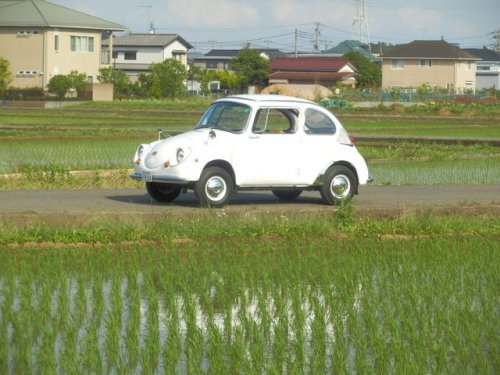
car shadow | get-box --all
[106,190,323,207]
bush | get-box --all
[5,87,44,100]
[47,75,72,98]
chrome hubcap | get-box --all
[206,176,226,201]
[330,175,350,198]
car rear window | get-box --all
[304,109,336,135]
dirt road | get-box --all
[1,185,499,217]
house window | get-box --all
[172,52,183,61]
[70,36,94,52]
[465,61,472,71]
[112,51,119,59]
[391,60,404,70]
[206,61,218,69]
[54,35,59,51]
[420,59,431,68]
[124,51,137,60]
[17,30,39,36]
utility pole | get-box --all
[295,29,298,57]
[314,22,321,53]
[494,29,500,53]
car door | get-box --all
[233,107,303,186]
[296,107,339,183]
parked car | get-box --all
[131,94,372,207]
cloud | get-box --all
[396,6,442,37]
[165,0,260,28]
[268,0,352,25]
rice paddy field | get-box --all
[0,105,499,188]
[0,211,499,374]
[0,101,499,373]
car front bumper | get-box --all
[130,172,192,185]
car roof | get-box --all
[217,94,316,106]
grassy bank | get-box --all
[0,211,498,374]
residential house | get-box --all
[323,40,380,63]
[102,33,193,82]
[381,39,479,93]
[0,0,126,90]
[192,48,285,71]
[463,47,500,90]
[268,56,358,88]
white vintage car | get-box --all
[131,94,372,207]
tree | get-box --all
[98,67,133,97]
[47,75,72,98]
[230,47,269,86]
[343,51,381,89]
[148,59,187,98]
[67,70,88,97]
[0,57,12,97]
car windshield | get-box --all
[196,102,251,133]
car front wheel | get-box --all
[195,167,234,208]
[320,166,356,205]
[146,182,182,202]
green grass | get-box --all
[342,117,500,139]
[0,211,498,374]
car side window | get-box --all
[252,108,297,134]
[304,109,336,135]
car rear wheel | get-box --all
[320,166,356,205]
[146,182,182,202]
[195,167,234,208]
[272,189,302,201]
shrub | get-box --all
[47,75,72,98]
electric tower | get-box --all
[354,0,371,49]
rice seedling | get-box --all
[370,156,500,185]
[0,212,499,373]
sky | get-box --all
[50,0,500,53]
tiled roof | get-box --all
[270,56,351,72]
[103,33,193,49]
[205,49,241,57]
[322,40,380,63]
[269,71,354,80]
[463,47,500,62]
[0,0,127,31]
[203,48,285,58]
[382,40,478,60]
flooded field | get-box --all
[1,234,498,374]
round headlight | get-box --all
[137,145,145,158]
[176,148,185,163]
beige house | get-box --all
[0,0,126,90]
[382,40,479,93]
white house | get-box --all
[102,33,193,82]
[463,47,500,90]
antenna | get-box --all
[139,5,153,33]
[353,0,371,49]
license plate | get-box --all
[142,172,153,182]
